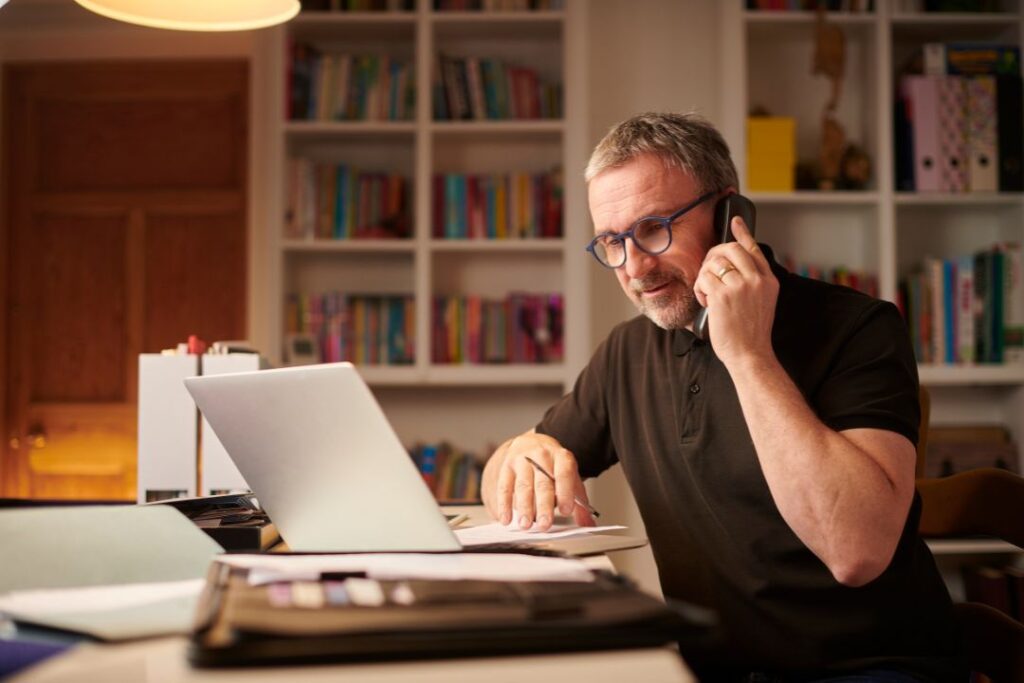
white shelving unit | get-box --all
[261,1,589,457]
[720,0,1024,470]
[719,1,1024,582]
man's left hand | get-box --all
[693,217,779,369]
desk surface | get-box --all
[10,638,693,683]
[8,506,695,683]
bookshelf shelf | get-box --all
[359,365,567,387]
[894,192,1024,207]
[746,191,880,206]
[282,239,416,253]
[429,120,565,133]
[918,364,1024,386]
[429,238,564,252]
[359,365,421,386]
[283,121,417,136]
[425,364,566,386]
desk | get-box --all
[8,506,695,683]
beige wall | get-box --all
[584,0,723,596]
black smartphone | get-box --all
[693,193,757,342]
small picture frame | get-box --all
[283,333,320,366]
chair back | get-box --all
[917,468,1024,682]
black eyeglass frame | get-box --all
[585,189,719,269]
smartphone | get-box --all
[693,193,757,342]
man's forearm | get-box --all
[727,354,913,586]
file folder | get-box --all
[967,75,998,192]
[906,76,942,192]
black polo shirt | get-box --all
[536,247,962,680]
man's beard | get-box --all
[628,267,700,330]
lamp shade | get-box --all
[74,0,300,32]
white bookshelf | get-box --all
[720,1,1024,472]
[262,0,588,457]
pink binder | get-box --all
[937,76,968,193]
[907,76,942,192]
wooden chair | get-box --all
[914,386,1024,681]
[917,469,1024,681]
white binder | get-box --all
[137,354,199,503]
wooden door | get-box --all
[1,61,248,500]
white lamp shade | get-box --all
[74,0,300,32]
[0,0,9,9]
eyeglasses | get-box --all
[585,190,718,269]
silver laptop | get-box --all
[184,362,461,553]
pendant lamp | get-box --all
[74,0,300,32]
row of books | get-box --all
[745,0,874,10]
[779,257,880,298]
[432,294,563,364]
[434,55,562,121]
[895,44,1022,192]
[963,564,1024,627]
[925,424,1018,479]
[409,442,484,502]
[432,171,563,240]
[285,161,411,240]
[288,45,416,122]
[898,244,1024,365]
[299,0,414,10]
[286,293,416,365]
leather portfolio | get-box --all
[189,557,690,667]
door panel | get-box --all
[144,211,247,352]
[31,212,129,402]
[3,61,248,500]
[36,95,244,192]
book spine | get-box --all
[929,258,946,364]
[1001,243,1024,363]
[956,255,975,364]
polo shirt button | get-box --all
[689,383,700,394]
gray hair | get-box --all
[584,112,739,194]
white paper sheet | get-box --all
[0,579,206,640]
[0,579,204,616]
[454,522,627,546]
[218,553,595,585]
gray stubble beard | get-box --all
[629,276,700,330]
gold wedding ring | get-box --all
[716,265,736,280]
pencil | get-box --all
[447,513,470,529]
[524,456,601,519]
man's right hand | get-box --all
[481,431,596,531]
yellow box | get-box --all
[747,117,796,192]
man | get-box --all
[480,113,962,681]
